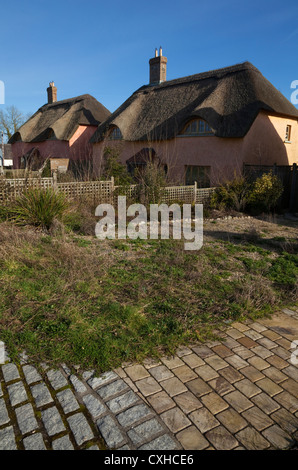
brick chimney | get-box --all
[149,47,167,85]
[47,81,57,104]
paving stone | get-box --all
[200,392,229,414]
[15,403,38,434]
[69,375,87,394]
[222,337,240,349]
[251,393,280,414]
[7,381,28,406]
[46,369,68,390]
[42,406,66,436]
[274,391,298,413]
[234,378,262,398]
[23,433,46,450]
[273,346,290,361]
[173,365,197,383]
[57,388,80,414]
[117,404,152,428]
[176,426,209,450]
[173,391,202,414]
[135,376,162,396]
[161,356,185,369]
[247,356,270,371]
[195,364,219,381]
[106,390,139,413]
[232,346,255,360]
[266,355,288,369]
[128,418,163,446]
[149,365,174,381]
[225,354,249,370]
[160,407,191,433]
[138,434,178,450]
[182,353,205,368]
[0,426,17,450]
[283,365,298,382]
[191,345,213,358]
[52,435,74,450]
[0,398,10,426]
[224,390,253,413]
[256,378,283,396]
[249,322,267,333]
[211,345,233,358]
[31,383,53,408]
[244,329,263,341]
[262,425,293,449]
[175,347,193,357]
[263,366,287,384]
[219,366,244,383]
[2,363,20,382]
[97,379,129,400]
[82,394,107,419]
[236,427,270,450]
[205,425,238,450]
[208,377,235,396]
[275,337,292,350]
[231,322,250,332]
[205,355,229,371]
[251,345,274,359]
[161,377,188,397]
[87,371,118,390]
[0,383,3,398]
[124,365,150,381]
[240,365,265,382]
[189,407,220,433]
[217,408,247,434]
[142,358,161,369]
[237,337,259,349]
[242,406,274,431]
[262,330,281,341]
[147,391,175,414]
[67,413,94,446]
[257,337,278,350]
[271,408,298,434]
[187,378,212,398]
[97,415,126,449]
[226,328,244,340]
[281,378,298,397]
[22,365,42,385]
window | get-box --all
[185,165,211,187]
[180,119,213,136]
[109,127,122,140]
[285,125,292,142]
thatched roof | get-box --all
[91,62,298,143]
[9,94,111,144]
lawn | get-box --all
[0,215,297,373]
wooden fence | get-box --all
[0,176,215,205]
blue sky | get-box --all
[1,0,298,116]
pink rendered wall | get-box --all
[92,111,298,184]
[12,125,98,168]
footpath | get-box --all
[0,308,298,450]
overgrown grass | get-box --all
[0,221,297,373]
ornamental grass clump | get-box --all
[10,187,69,230]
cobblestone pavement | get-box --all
[0,308,298,451]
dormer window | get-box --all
[180,119,213,136]
[109,126,122,140]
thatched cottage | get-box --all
[9,83,110,172]
[91,50,298,186]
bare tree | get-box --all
[0,106,31,141]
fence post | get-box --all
[111,176,115,204]
[53,170,58,191]
[289,163,297,213]
[193,181,197,204]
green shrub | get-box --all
[8,187,69,230]
[249,171,283,213]
[210,176,251,212]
